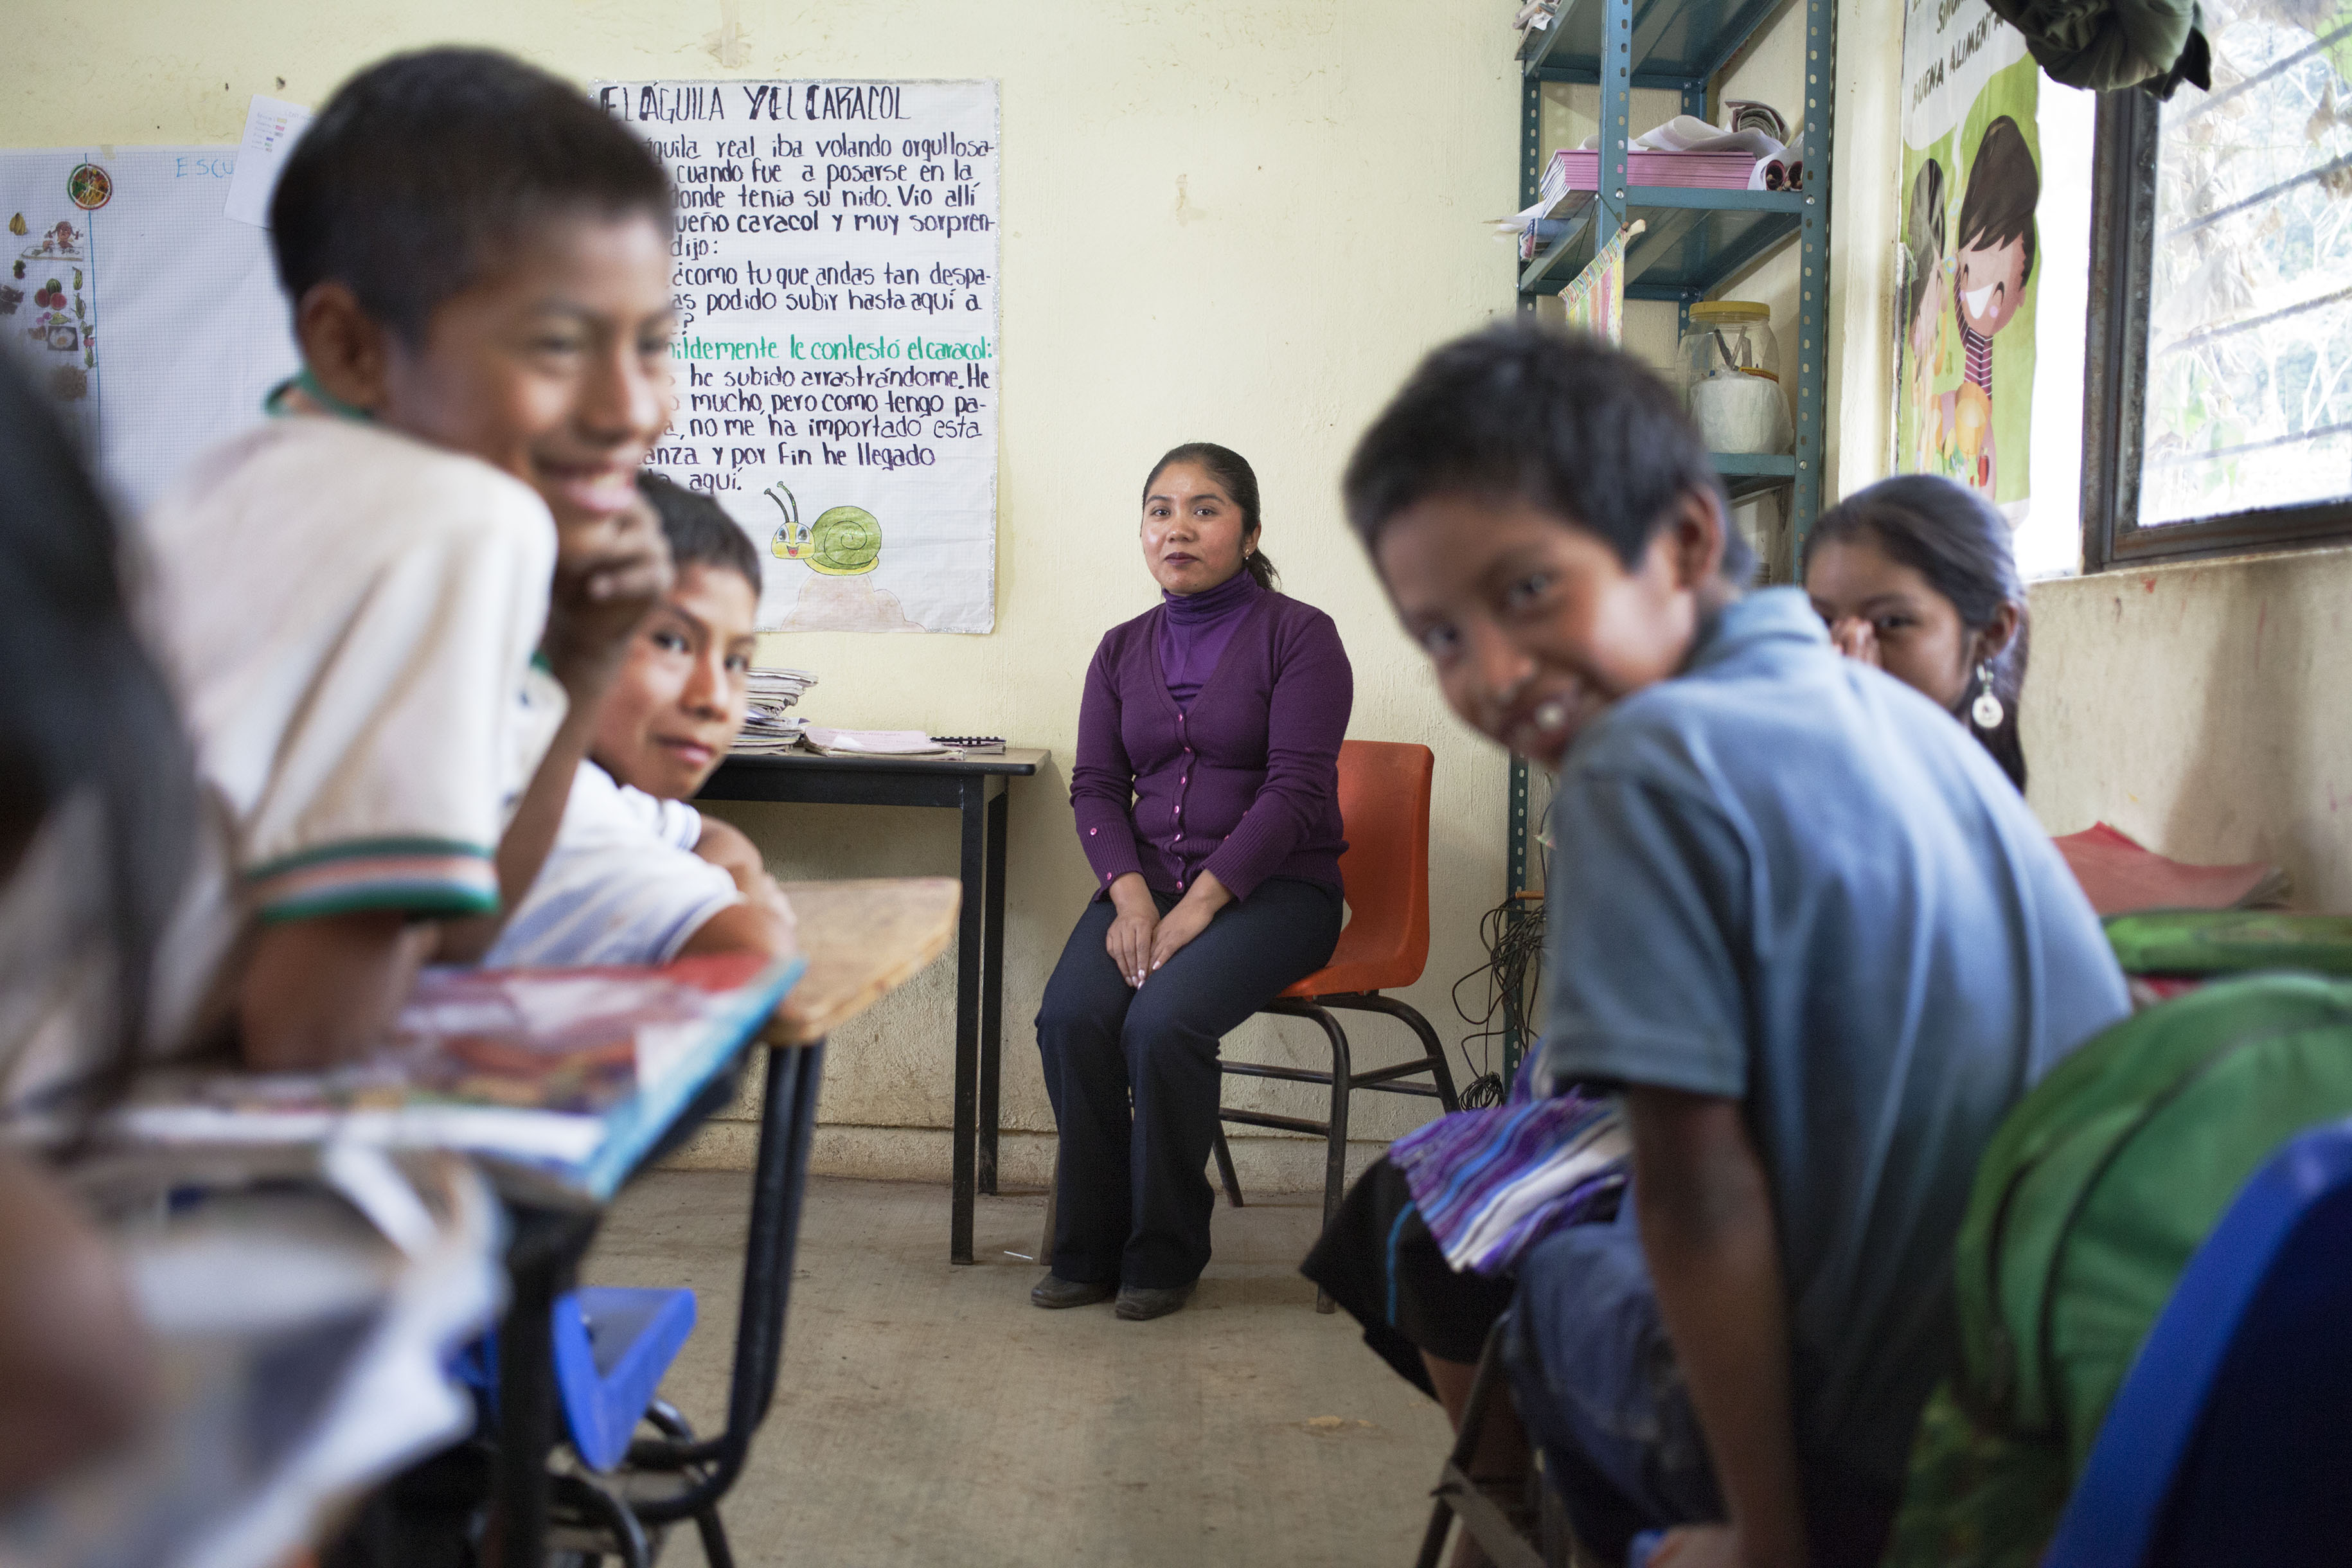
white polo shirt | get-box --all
[485,760,744,969]
[139,414,563,1054]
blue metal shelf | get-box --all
[1519,188,1806,300]
[1503,0,1834,1079]
[1519,0,1792,86]
[1713,451,1797,497]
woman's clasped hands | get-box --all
[1102,870,1230,988]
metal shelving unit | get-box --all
[1500,0,1835,1077]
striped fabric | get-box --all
[246,837,500,923]
[1390,1065,1629,1277]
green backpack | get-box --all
[1886,972,2352,1566]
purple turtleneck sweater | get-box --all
[1071,581,1353,902]
[1157,569,1260,708]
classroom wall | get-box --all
[3,0,1557,1191]
[2027,549,2352,911]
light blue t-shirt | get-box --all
[1538,587,2128,1490]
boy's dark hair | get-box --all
[1143,442,1280,591]
[1906,157,1947,328]
[1955,116,2039,289]
[1343,323,1754,585]
[1804,474,2031,790]
[272,49,673,343]
[0,358,195,1082]
[639,472,762,595]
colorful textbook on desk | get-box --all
[110,952,805,1202]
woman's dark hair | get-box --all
[272,48,675,343]
[1955,116,2039,288]
[1804,474,2031,790]
[0,358,197,1074]
[1342,323,1754,585]
[639,472,762,596]
[1144,442,1279,591]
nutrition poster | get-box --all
[0,147,298,515]
[596,78,1001,634]
[1898,0,2040,513]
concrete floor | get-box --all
[583,1172,1454,1567]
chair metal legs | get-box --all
[1216,991,1459,1312]
[1211,1125,1244,1207]
[1416,1325,1548,1568]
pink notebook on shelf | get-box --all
[1549,148,1758,192]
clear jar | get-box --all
[1679,301,1790,454]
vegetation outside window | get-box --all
[2083,2,2352,566]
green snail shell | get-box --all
[805,505,882,576]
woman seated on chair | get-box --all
[1802,473,2029,791]
[1031,442,1352,1323]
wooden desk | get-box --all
[699,749,1047,1262]
[499,877,958,1566]
[765,876,962,1044]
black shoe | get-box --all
[1031,1274,1116,1309]
[1114,1281,1196,1321]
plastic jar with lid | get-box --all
[1679,301,1790,454]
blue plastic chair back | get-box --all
[2043,1117,2352,1566]
[551,1285,698,1472]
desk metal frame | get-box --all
[695,749,1045,1263]
[497,1037,828,1568]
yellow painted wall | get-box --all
[2027,549,2352,910]
[0,0,1550,1190]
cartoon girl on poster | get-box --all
[1945,116,2038,497]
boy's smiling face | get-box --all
[1956,235,2027,338]
[591,562,760,800]
[319,209,678,532]
[1375,490,1729,769]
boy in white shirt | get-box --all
[488,475,795,968]
[142,49,679,1069]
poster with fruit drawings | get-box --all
[594,78,1001,634]
[0,148,298,516]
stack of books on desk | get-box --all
[735,666,819,756]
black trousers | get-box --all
[1034,877,1342,1288]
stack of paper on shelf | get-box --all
[733,666,818,755]
[107,952,805,1203]
[2054,821,2291,916]
[1492,114,1792,260]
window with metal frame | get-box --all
[2083,6,2352,569]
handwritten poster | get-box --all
[1898,0,2040,515]
[0,147,297,514]
[595,79,1001,634]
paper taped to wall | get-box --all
[223,95,314,227]
[0,147,298,515]
[592,78,1002,635]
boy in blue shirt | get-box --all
[1341,326,2126,1567]
[145,49,679,1069]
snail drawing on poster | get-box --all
[765,482,882,576]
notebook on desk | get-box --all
[109,952,805,1204]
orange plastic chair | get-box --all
[1213,740,1460,1306]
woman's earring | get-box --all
[1970,662,2004,729]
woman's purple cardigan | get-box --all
[1070,587,1352,902]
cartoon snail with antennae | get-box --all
[765,481,882,576]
